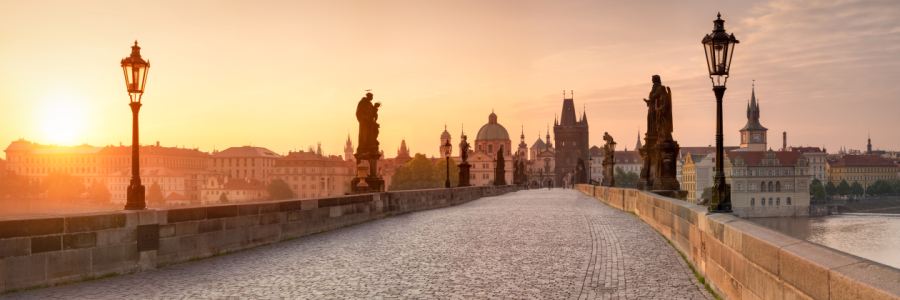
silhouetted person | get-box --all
[547,179,552,190]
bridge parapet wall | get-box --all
[0,185,519,293]
[576,184,900,300]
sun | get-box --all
[40,95,86,145]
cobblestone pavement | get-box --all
[3,189,711,299]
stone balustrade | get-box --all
[0,185,519,293]
[576,184,900,300]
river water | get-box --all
[749,214,900,269]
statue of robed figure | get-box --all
[352,91,385,193]
[494,145,506,186]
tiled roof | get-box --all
[726,150,803,167]
[276,151,352,167]
[4,139,35,152]
[589,146,602,156]
[212,146,280,158]
[531,138,547,149]
[829,155,896,167]
[789,147,822,153]
[99,145,210,157]
[614,151,643,164]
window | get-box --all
[768,181,773,191]
[761,198,766,206]
[760,181,766,191]
[776,197,781,206]
[488,145,493,153]
[768,198,773,206]
[737,183,742,190]
[787,197,792,205]
[751,198,755,206]
[786,183,792,190]
[775,181,781,192]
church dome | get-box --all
[440,126,451,139]
[475,111,510,141]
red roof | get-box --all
[211,146,281,158]
[590,146,602,156]
[726,150,803,167]
[98,144,210,158]
[614,151,643,164]
[680,146,739,158]
[829,155,895,167]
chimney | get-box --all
[156,141,160,147]
[783,132,787,151]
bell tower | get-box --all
[739,82,768,151]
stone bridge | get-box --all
[1,186,898,299]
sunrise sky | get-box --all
[1,0,898,157]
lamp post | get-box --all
[443,139,452,188]
[588,157,594,184]
[702,13,739,213]
[121,41,150,210]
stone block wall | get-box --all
[0,185,518,293]
[576,184,900,300]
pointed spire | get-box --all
[636,129,643,149]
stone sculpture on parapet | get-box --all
[494,145,507,186]
[636,76,687,199]
[576,157,587,184]
[457,133,471,187]
[600,132,616,187]
[351,91,385,193]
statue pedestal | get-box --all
[651,140,681,191]
[458,163,471,187]
[600,160,615,187]
[636,145,655,190]
[352,152,384,193]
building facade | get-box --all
[725,150,811,218]
[209,146,281,184]
[200,176,268,204]
[269,150,354,199]
[826,155,898,188]
[788,147,827,182]
[101,167,186,206]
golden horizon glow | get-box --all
[1,0,899,156]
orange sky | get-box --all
[1,0,898,157]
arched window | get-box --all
[776,197,781,205]
[488,145,493,153]
[761,198,766,206]
[768,198,773,206]
[775,181,781,192]
[761,181,766,191]
[787,197,792,205]
[751,198,755,206]
[768,181,774,191]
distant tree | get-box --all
[700,186,713,200]
[825,181,837,196]
[219,192,229,203]
[432,157,460,187]
[146,181,165,205]
[850,181,864,196]
[837,180,851,196]
[890,179,900,196]
[809,179,827,201]
[390,154,441,191]
[88,181,112,204]
[267,179,294,200]
[0,170,34,199]
[42,172,85,203]
[614,167,639,188]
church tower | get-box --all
[518,125,528,160]
[739,83,768,151]
[344,135,354,162]
[635,130,643,149]
[867,134,872,154]
[554,90,590,184]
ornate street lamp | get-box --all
[121,41,150,210]
[702,13,738,213]
[443,139,452,188]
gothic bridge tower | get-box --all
[553,91,589,185]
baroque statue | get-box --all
[356,91,381,156]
